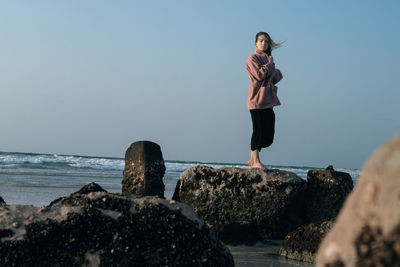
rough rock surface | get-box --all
[316,133,400,267]
[306,166,353,222]
[0,196,5,206]
[172,166,307,244]
[277,220,334,263]
[48,182,107,206]
[0,183,234,266]
[122,141,166,198]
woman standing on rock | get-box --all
[246,32,283,170]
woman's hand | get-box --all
[272,69,283,84]
[268,55,274,64]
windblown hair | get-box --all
[255,32,282,56]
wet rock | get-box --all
[75,182,107,195]
[0,184,234,266]
[277,220,334,262]
[173,166,307,244]
[122,141,166,198]
[305,165,353,222]
[316,133,400,266]
[48,182,108,207]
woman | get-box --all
[246,32,283,170]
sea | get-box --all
[0,151,360,266]
[0,151,360,207]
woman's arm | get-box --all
[246,56,275,82]
[272,69,283,84]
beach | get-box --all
[0,151,359,265]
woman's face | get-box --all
[255,35,269,51]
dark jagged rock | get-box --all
[48,182,108,207]
[173,166,307,244]
[305,166,353,222]
[277,220,334,262]
[75,182,107,195]
[122,141,166,198]
[317,133,400,266]
[276,166,353,263]
[0,184,234,266]
[0,196,5,206]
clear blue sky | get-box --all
[0,1,399,169]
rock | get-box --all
[0,196,5,206]
[277,220,334,263]
[316,133,400,266]
[276,165,353,264]
[0,184,234,266]
[75,182,107,195]
[172,166,307,244]
[305,166,353,222]
[48,182,107,207]
[122,141,166,198]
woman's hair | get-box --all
[255,32,282,55]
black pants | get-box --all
[250,108,275,151]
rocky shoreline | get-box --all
[172,164,353,262]
[1,134,399,265]
[0,183,233,266]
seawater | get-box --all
[0,151,360,207]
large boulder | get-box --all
[122,141,166,198]
[305,166,354,222]
[316,133,400,266]
[277,220,334,263]
[172,166,307,244]
[0,183,234,266]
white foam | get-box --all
[0,152,360,181]
[68,157,124,170]
[0,152,124,171]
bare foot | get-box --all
[251,162,267,171]
[248,159,253,166]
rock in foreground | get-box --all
[0,184,233,266]
[278,220,334,262]
[316,133,400,266]
[173,166,307,244]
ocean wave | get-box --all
[0,151,360,181]
[0,152,124,171]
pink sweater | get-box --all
[246,49,283,110]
